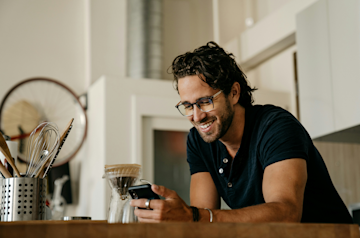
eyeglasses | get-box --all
[175,90,223,117]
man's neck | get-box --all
[219,104,246,159]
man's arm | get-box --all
[130,158,307,223]
[197,158,307,222]
[190,172,220,209]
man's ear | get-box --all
[230,82,241,105]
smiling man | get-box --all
[130,42,353,223]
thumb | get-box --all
[152,184,178,199]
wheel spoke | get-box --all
[0,78,87,166]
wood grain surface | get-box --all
[0,221,359,238]
[314,141,360,206]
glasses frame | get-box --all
[175,90,223,117]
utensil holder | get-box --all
[1,177,47,221]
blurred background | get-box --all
[0,0,359,221]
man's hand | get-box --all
[130,184,193,223]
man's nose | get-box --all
[192,105,206,122]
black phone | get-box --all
[128,184,160,200]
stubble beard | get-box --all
[195,99,235,143]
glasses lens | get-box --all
[197,99,213,112]
[178,104,193,116]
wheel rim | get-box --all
[0,78,87,167]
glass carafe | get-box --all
[104,164,140,223]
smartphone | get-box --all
[128,184,160,200]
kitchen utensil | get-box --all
[25,122,60,177]
[0,159,11,178]
[103,164,141,223]
[39,118,74,178]
[62,216,91,220]
[49,175,69,220]
[0,177,47,221]
[0,133,21,177]
[0,78,87,167]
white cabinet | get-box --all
[327,0,360,133]
[296,0,360,139]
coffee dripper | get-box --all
[103,164,141,223]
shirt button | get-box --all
[223,158,228,163]
[219,168,224,174]
[227,182,233,188]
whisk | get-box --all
[25,122,60,177]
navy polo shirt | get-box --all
[187,104,353,223]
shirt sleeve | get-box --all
[258,111,311,170]
[186,128,209,175]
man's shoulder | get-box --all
[248,104,302,138]
[251,104,289,115]
[251,104,296,122]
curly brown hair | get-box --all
[170,41,256,107]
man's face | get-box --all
[178,75,235,143]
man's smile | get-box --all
[200,121,213,129]
[196,119,216,133]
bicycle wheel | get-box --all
[0,78,87,167]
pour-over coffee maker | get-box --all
[103,164,141,223]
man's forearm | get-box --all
[198,202,302,223]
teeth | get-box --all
[200,121,213,129]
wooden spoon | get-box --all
[0,134,21,177]
[0,160,12,178]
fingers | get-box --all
[131,199,166,222]
[129,185,190,223]
[151,184,177,199]
[134,208,155,219]
[130,198,164,210]
[130,198,147,208]
[134,207,163,222]
[128,184,181,223]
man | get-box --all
[130,42,353,223]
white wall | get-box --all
[246,46,297,116]
[254,0,291,22]
[0,0,89,217]
[90,0,127,83]
[0,0,128,91]
[218,0,293,45]
[218,0,245,45]
[0,0,130,217]
[162,0,214,80]
[0,0,87,95]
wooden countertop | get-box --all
[0,220,359,238]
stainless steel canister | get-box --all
[1,177,47,221]
[62,216,91,220]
